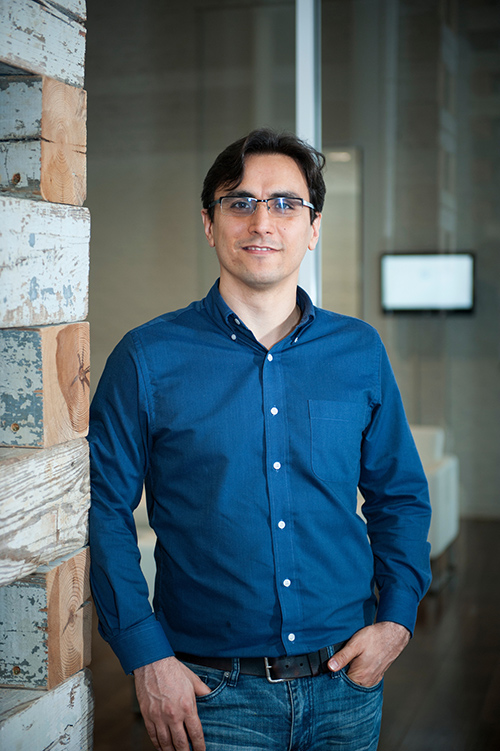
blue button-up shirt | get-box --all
[89,282,431,675]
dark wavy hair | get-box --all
[201,128,326,223]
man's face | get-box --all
[201,153,321,296]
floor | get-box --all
[90,520,500,750]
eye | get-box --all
[228,198,253,211]
[272,197,300,213]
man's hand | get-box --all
[134,656,211,751]
[327,621,411,687]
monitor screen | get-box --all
[381,253,475,313]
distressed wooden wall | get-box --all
[0,1,93,747]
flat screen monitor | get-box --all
[381,252,475,313]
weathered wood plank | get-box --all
[0,668,93,749]
[0,75,87,205]
[0,322,90,447]
[0,547,91,689]
[48,0,87,23]
[0,0,86,87]
[0,61,36,76]
[0,75,43,139]
[0,438,90,586]
[0,139,43,193]
[0,196,90,327]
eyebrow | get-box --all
[222,190,304,199]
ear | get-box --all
[201,209,216,247]
[308,213,322,251]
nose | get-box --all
[248,201,274,233]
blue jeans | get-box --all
[183,650,383,751]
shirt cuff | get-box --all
[105,615,175,674]
[375,586,420,636]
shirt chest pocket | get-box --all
[308,400,367,484]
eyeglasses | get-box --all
[209,196,316,218]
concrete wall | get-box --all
[343,0,500,517]
[86,0,295,384]
[86,0,500,518]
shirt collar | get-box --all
[203,279,316,345]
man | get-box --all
[89,129,432,751]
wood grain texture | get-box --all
[0,668,93,750]
[0,322,90,447]
[0,0,86,87]
[0,76,87,205]
[0,547,91,689]
[0,438,90,586]
[0,196,90,327]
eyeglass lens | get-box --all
[220,197,307,216]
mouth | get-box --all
[242,245,280,254]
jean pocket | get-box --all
[339,668,384,694]
[309,400,367,484]
[181,661,230,702]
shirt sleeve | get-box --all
[358,339,432,635]
[88,333,174,674]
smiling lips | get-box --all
[242,244,280,253]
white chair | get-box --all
[410,425,460,560]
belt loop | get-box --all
[227,657,240,687]
[326,644,336,660]
[326,641,345,660]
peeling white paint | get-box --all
[0,196,89,327]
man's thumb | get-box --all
[194,674,212,696]
[327,645,353,673]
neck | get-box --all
[219,278,301,349]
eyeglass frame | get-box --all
[208,195,317,216]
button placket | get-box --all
[262,348,300,652]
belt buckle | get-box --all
[264,657,286,683]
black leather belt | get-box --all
[176,643,346,683]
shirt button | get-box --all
[278,520,286,529]
[273,461,281,470]
[267,353,273,362]
[283,579,291,587]
[234,318,241,325]
[270,407,278,416]
[231,334,237,341]
[288,633,296,642]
